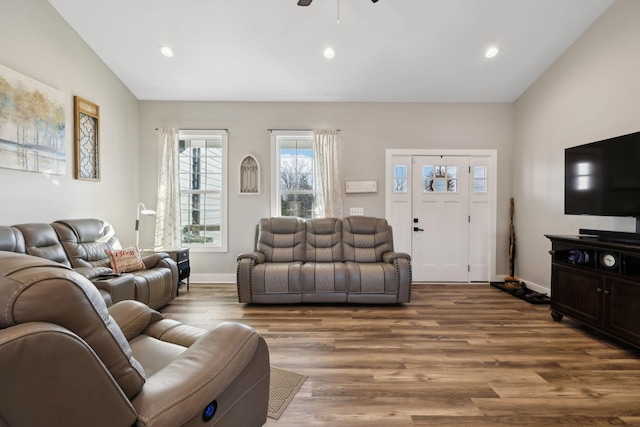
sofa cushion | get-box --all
[52,219,119,269]
[305,217,342,262]
[342,216,393,263]
[13,223,72,267]
[0,226,25,253]
[0,252,146,399]
[256,217,306,263]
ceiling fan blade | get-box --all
[297,0,313,6]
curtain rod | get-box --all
[267,128,340,132]
[154,128,229,132]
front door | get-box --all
[411,156,470,282]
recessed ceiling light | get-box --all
[323,47,336,59]
[160,46,174,58]
[485,46,499,59]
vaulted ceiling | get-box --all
[48,0,614,102]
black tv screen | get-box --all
[565,130,640,217]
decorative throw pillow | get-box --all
[106,246,146,273]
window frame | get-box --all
[270,130,315,218]
[178,129,228,253]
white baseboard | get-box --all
[190,273,236,284]
[493,275,550,296]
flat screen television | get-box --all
[565,130,640,220]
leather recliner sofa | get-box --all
[0,218,178,309]
[0,251,270,427]
[237,216,412,304]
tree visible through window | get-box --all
[271,131,315,218]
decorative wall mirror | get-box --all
[74,96,100,181]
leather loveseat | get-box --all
[237,216,412,304]
[0,251,270,427]
[0,218,178,309]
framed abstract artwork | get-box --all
[74,96,100,181]
[0,63,66,174]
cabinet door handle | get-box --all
[597,288,603,293]
[603,289,611,295]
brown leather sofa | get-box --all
[0,251,270,427]
[237,216,412,304]
[0,218,178,309]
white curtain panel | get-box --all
[154,128,182,249]
[313,129,343,218]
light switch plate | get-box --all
[350,207,364,216]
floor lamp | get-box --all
[135,202,157,247]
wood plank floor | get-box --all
[160,283,640,426]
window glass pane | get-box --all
[473,165,487,193]
[178,133,225,247]
[423,165,434,192]
[276,135,315,219]
[394,165,407,192]
[474,179,486,193]
[434,178,446,192]
[473,165,487,179]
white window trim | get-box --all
[178,129,228,253]
[270,130,313,217]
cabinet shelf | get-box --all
[546,235,640,349]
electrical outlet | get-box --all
[350,207,364,216]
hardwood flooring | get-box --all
[160,283,640,426]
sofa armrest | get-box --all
[237,251,265,264]
[0,322,137,427]
[382,251,411,263]
[141,252,170,269]
[132,322,263,427]
[74,265,113,280]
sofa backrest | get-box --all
[342,216,393,263]
[12,223,72,267]
[0,226,26,254]
[257,217,306,262]
[305,217,342,262]
[52,219,119,269]
[0,252,146,399]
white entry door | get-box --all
[386,149,495,283]
[411,156,470,281]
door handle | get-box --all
[413,227,424,232]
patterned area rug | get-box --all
[268,367,307,420]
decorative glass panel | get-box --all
[424,164,457,192]
[394,165,407,192]
[473,165,487,193]
[74,97,100,181]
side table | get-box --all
[158,248,190,296]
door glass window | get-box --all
[423,165,458,192]
[473,165,488,193]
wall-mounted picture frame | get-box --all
[345,180,377,193]
[239,154,260,195]
[74,96,100,181]
[0,63,66,175]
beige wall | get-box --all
[10,1,636,286]
[0,0,140,241]
[139,102,514,280]
[514,0,640,291]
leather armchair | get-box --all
[0,252,270,427]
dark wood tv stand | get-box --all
[546,234,640,349]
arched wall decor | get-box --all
[240,154,260,195]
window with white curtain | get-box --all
[178,129,227,251]
[270,131,316,218]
